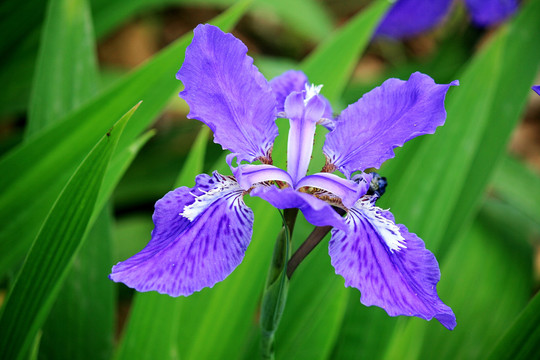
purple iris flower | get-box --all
[376,0,518,39]
[110,24,459,330]
[533,85,540,96]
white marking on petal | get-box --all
[355,196,406,252]
[181,176,241,221]
[304,83,323,105]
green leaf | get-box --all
[0,0,250,276]
[27,0,99,137]
[382,212,532,360]
[301,0,392,104]
[301,0,392,173]
[91,0,333,42]
[173,125,210,188]
[379,0,540,257]
[490,154,540,226]
[39,206,115,360]
[0,103,138,360]
[486,290,540,360]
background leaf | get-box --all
[0,104,137,360]
[0,0,250,276]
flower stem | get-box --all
[286,207,345,279]
[260,208,298,360]
[286,225,332,279]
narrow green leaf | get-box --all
[382,213,532,360]
[40,206,115,360]
[28,1,116,359]
[301,0,391,104]
[27,0,99,137]
[0,0,46,59]
[331,3,540,358]
[486,290,540,360]
[0,103,138,360]
[0,0,250,276]
[491,154,540,226]
[301,0,391,173]
[91,0,333,42]
[173,125,209,188]
[379,0,540,257]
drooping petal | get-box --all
[375,0,453,39]
[465,0,517,26]
[286,90,326,185]
[295,173,369,208]
[250,185,347,231]
[110,172,254,297]
[532,85,540,96]
[323,72,458,178]
[233,164,293,190]
[329,199,456,330]
[177,24,278,164]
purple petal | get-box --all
[286,90,327,185]
[465,0,517,26]
[270,70,308,113]
[323,72,458,178]
[233,164,293,190]
[250,185,347,231]
[270,70,334,124]
[329,199,456,330]
[177,24,278,164]
[532,85,540,96]
[110,172,254,297]
[295,173,369,208]
[375,0,453,39]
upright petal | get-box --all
[250,185,347,231]
[323,72,458,178]
[329,199,456,330]
[270,70,334,123]
[286,90,326,185]
[532,85,540,96]
[465,0,517,26]
[270,70,308,113]
[375,0,453,39]
[177,24,278,163]
[110,172,254,297]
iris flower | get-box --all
[376,0,517,39]
[110,24,458,330]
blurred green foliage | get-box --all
[0,0,539,359]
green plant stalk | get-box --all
[260,208,298,359]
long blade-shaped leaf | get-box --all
[39,206,115,360]
[27,0,99,137]
[486,290,540,360]
[0,104,138,360]
[331,2,540,358]
[0,0,250,276]
[380,0,540,256]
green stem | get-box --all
[260,208,298,360]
